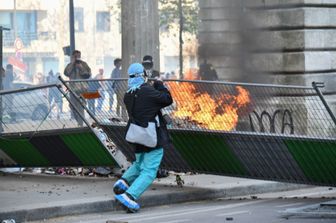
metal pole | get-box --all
[56,83,130,169]
[69,0,76,53]
[178,0,183,79]
[0,26,10,132]
[58,76,99,124]
[312,82,336,126]
[14,0,17,37]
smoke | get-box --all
[198,0,272,84]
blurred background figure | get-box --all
[110,58,125,118]
[142,55,160,78]
[198,59,218,96]
[34,72,45,85]
[64,50,91,126]
[198,59,218,81]
[0,67,4,79]
[169,71,177,79]
[47,70,63,119]
[4,64,14,90]
[95,68,105,112]
[87,76,100,115]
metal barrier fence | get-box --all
[62,78,336,138]
[0,78,335,186]
[0,84,89,134]
[0,83,118,168]
[1,79,335,138]
[62,78,336,186]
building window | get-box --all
[0,12,12,29]
[96,11,110,32]
[17,11,37,45]
[0,11,37,45]
[75,7,84,32]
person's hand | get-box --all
[75,61,83,68]
[153,79,165,90]
[155,76,163,82]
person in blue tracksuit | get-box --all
[113,63,173,213]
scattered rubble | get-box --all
[0,167,116,178]
[0,167,178,179]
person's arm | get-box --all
[64,62,75,78]
[111,69,116,79]
[82,61,91,74]
[149,80,173,107]
[78,61,92,79]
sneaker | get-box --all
[113,178,129,195]
[115,193,140,213]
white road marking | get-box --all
[113,200,266,222]
[286,190,336,198]
[276,202,304,208]
[159,219,192,223]
[216,210,250,217]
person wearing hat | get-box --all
[113,63,173,213]
[142,55,160,78]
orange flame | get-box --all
[168,82,250,131]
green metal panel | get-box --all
[171,132,247,175]
[285,140,336,184]
[60,132,117,166]
[0,138,50,166]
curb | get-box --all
[0,181,307,222]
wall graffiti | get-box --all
[249,109,294,134]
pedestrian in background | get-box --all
[4,64,14,90]
[95,68,105,112]
[1,67,5,89]
[87,77,100,115]
[113,63,173,213]
[110,58,126,118]
[64,50,91,126]
[47,70,63,119]
[142,55,160,78]
[198,59,218,95]
[34,72,45,85]
[47,70,56,107]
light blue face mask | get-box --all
[127,73,145,93]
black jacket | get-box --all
[124,81,173,153]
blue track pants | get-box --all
[121,148,163,200]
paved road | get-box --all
[28,187,336,223]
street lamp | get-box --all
[178,0,183,79]
[64,0,76,56]
[69,0,75,54]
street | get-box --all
[28,187,336,223]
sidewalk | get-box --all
[0,173,307,222]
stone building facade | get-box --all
[198,0,336,114]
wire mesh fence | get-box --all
[0,83,119,168]
[2,79,335,138]
[63,78,335,139]
[59,78,336,185]
[0,84,95,134]
[0,79,336,186]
